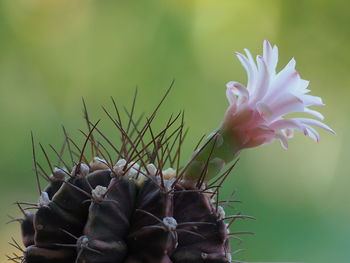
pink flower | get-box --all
[222,40,335,150]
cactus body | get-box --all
[10,93,248,263]
[20,168,231,263]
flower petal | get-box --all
[263,40,272,66]
[269,119,306,133]
[286,57,296,69]
[256,102,273,120]
[294,118,336,134]
[250,56,270,104]
[226,81,249,106]
[299,79,310,91]
[226,84,236,105]
[263,40,278,74]
[264,67,300,104]
[267,94,305,121]
[304,108,324,120]
[301,94,325,106]
[236,52,256,93]
[244,48,258,74]
[275,132,289,149]
[303,124,320,142]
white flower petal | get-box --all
[263,40,272,65]
[303,124,320,142]
[226,81,249,106]
[236,52,256,92]
[251,56,270,104]
[299,79,310,90]
[263,40,278,74]
[244,48,259,91]
[286,57,296,69]
[301,94,325,106]
[267,94,305,121]
[272,45,279,69]
[226,84,236,105]
[244,48,258,74]
[269,119,306,133]
[304,108,324,120]
[264,68,300,104]
[275,133,289,149]
[294,118,336,134]
[256,102,273,120]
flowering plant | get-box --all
[11,41,334,263]
[183,40,334,183]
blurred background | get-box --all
[0,0,349,262]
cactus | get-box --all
[8,40,333,263]
[8,88,250,263]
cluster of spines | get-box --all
[7,85,254,263]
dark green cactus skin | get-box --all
[20,213,35,248]
[171,185,229,263]
[80,177,137,263]
[43,179,64,200]
[20,169,231,263]
[34,170,111,247]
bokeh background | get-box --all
[0,0,349,262]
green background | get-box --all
[0,0,348,262]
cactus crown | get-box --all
[8,84,253,263]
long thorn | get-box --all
[31,132,41,194]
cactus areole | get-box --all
[10,41,333,263]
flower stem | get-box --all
[182,128,239,185]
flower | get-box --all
[222,40,335,150]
